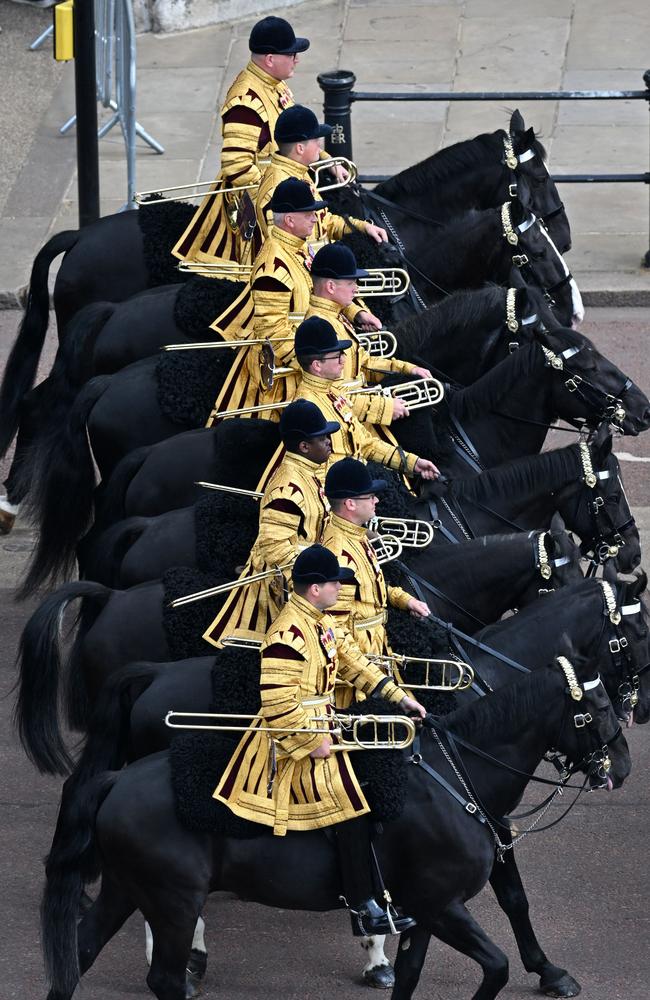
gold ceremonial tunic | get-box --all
[173,62,294,265]
[305,295,418,426]
[255,152,368,246]
[255,370,420,493]
[203,452,330,647]
[213,592,407,835]
[322,514,415,706]
[323,514,414,656]
[206,226,313,423]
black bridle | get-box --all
[411,662,622,858]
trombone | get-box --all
[164,710,417,751]
[170,533,403,608]
[211,375,445,421]
[161,328,397,360]
[369,654,474,692]
[178,258,411,298]
[135,156,359,206]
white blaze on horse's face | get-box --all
[538,225,585,326]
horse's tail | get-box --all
[18,375,112,598]
[81,515,152,586]
[0,230,79,457]
[94,445,149,530]
[73,661,164,786]
[43,302,116,426]
[13,580,112,775]
[42,770,118,997]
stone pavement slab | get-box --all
[0,0,648,306]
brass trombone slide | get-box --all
[161,329,397,360]
[135,181,260,207]
[369,654,474,692]
[169,561,293,608]
[164,710,417,751]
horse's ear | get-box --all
[602,560,618,584]
[510,109,525,135]
[631,570,648,599]
[588,421,612,456]
[554,631,575,661]
[524,127,537,146]
[550,511,566,536]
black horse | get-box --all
[0,109,569,460]
[40,654,628,1000]
[19,314,645,597]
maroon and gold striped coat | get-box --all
[213,592,407,835]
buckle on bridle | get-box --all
[565,375,582,392]
[512,253,529,267]
[574,712,593,728]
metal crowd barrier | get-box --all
[318,70,650,266]
[39,0,164,210]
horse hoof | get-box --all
[185,948,208,997]
[540,972,581,998]
[363,964,395,989]
[185,972,203,999]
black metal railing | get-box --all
[318,69,650,265]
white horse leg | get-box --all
[361,934,395,988]
[191,914,206,953]
[144,919,154,965]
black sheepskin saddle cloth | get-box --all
[170,644,409,837]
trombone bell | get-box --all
[369,534,403,565]
[356,268,411,298]
[350,377,445,413]
[357,330,397,359]
[309,156,358,192]
[369,517,434,549]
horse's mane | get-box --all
[452,442,579,505]
[440,665,554,744]
[394,285,506,360]
[376,132,504,199]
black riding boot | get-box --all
[335,815,416,937]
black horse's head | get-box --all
[508,109,571,254]
[505,196,580,329]
[598,569,650,726]
[536,326,650,435]
[555,424,640,574]
[548,640,631,790]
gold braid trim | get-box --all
[556,655,583,701]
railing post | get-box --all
[74,0,101,225]
[318,70,356,161]
[643,69,650,268]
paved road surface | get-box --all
[0,305,648,998]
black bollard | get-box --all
[318,70,356,162]
[74,0,100,226]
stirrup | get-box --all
[340,895,416,937]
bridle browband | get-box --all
[540,344,631,429]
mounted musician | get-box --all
[206,178,327,422]
[256,105,387,247]
[254,317,440,489]
[172,16,308,265]
[306,243,432,426]
[203,400,338,648]
[321,458,430,706]
[213,543,426,937]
